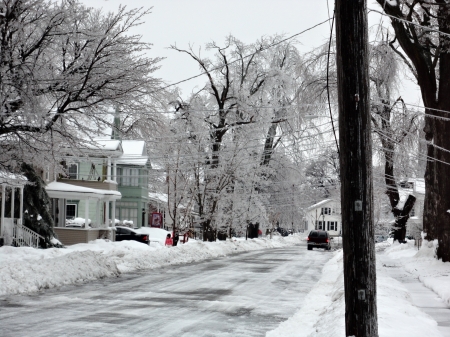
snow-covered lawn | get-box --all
[0,235,305,296]
[267,239,450,337]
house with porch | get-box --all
[45,139,124,245]
[303,199,341,236]
[0,171,43,248]
[44,139,150,245]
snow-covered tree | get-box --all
[370,38,421,242]
[0,0,163,172]
[376,0,450,261]
[21,163,57,247]
[170,36,317,238]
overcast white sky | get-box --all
[81,0,422,102]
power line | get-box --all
[148,18,333,94]
[370,8,450,39]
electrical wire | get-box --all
[149,18,333,94]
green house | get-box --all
[45,139,150,245]
[115,140,150,228]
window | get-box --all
[321,207,331,215]
[327,221,338,231]
[315,220,325,230]
[66,204,77,219]
[120,168,139,186]
[68,164,78,179]
[332,207,341,215]
[120,208,138,226]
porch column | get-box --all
[105,200,110,227]
[96,199,101,228]
[1,184,5,236]
[107,157,111,181]
[113,162,117,183]
[19,186,24,225]
[111,200,116,227]
[85,198,90,228]
[58,199,66,227]
[11,187,15,222]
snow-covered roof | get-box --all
[148,192,168,203]
[148,192,188,209]
[117,140,148,166]
[66,139,123,159]
[45,181,121,200]
[91,139,122,151]
[408,178,425,195]
[122,140,146,155]
[0,171,27,186]
[306,199,334,211]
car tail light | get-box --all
[326,239,329,243]
[142,235,148,240]
[307,237,310,241]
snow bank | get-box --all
[0,247,119,296]
[266,242,445,337]
[0,235,304,296]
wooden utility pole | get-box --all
[335,0,378,336]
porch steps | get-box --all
[12,223,43,248]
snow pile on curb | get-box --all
[0,247,119,296]
[266,242,444,337]
[0,235,304,296]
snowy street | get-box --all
[0,243,331,337]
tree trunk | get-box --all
[382,136,416,243]
[426,8,450,260]
[424,107,450,261]
[392,194,416,243]
[261,123,278,166]
[336,0,378,335]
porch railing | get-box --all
[12,222,43,248]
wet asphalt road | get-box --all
[0,244,332,337]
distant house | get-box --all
[304,199,341,236]
[398,178,425,238]
[147,192,198,231]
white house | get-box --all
[0,171,35,247]
[304,199,341,236]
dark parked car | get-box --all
[276,227,289,237]
[115,226,150,245]
[307,230,331,250]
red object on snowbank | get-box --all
[165,235,173,246]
